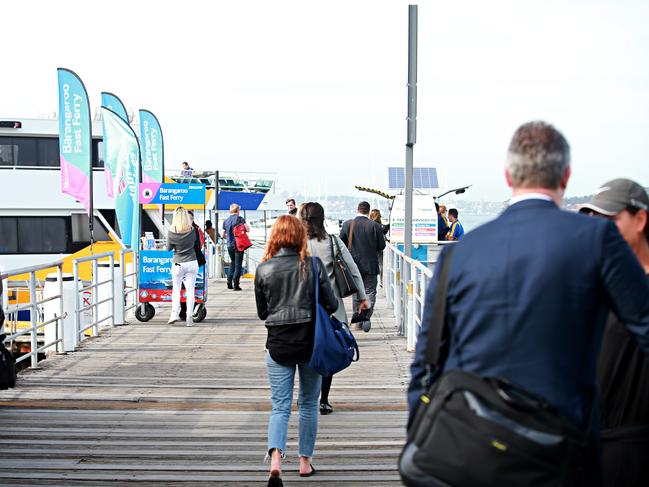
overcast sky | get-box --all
[3,0,649,201]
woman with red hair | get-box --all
[255,215,338,486]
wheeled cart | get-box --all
[135,182,208,323]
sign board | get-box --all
[138,250,205,303]
[139,183,205,205]
[389,194,438,244]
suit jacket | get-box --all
[340,216,386,275]
[408,199,649,431]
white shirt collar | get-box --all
[356,213,370,218]
[509,193,554,206]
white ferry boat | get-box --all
[0,118,127,271]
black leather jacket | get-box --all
[255,249,338,325]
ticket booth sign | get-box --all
[390,194,438,243]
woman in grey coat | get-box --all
[300,202,369,415]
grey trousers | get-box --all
[354,273,378,322]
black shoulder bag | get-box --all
[399,246,593,487]
[193,226,206,267]
[0,334,16,390]
[330,235,358,298]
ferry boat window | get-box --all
[18,217,67,253]
[71,214,110,242]
[38,138,59,167]
[14,138,37,166]
[0,218,18,253]
[0,138,12,166]
[0,216,67,254]
[0,137,104,168]
[92,140,104,168]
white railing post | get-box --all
[73,259,81,348]
[28,271,39,368]
[114,255,125,325]
[406,269,414,341]
[92,258,99,336]
[215,243,223,279]
[408,267,419,352]
[57,264,64,353]
[394,255,401,324]
[120,249,138,320]
[110,254,115,327]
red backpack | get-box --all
[233,219,252,252]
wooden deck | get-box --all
[0,279,411,486]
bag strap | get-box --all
[329,235,336,263]
[347,220,355,250]
[424,245,455,366]
[312,257,319,303]
[332,234,343,258]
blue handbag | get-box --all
[308,257,360,376]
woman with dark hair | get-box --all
[255,215,338,486]
[369,208,390,236]
[300,202,369,415]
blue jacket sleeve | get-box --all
[600,221,649,356]
[407,246,450,425]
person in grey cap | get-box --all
[580,178,649,487]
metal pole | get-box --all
[73,261,81,348]
[244,210,250,273]
[57,264,64,353]
[92,258,99,336]
[214,170,219,238]
[29,271,38,368]
[110,254,115,327]
[404,4,417,260]
[264,210,268,243]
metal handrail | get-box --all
[1,248,139,372]
[1,261,65,368]
[72,251,115,345]
[120,249,138,315]
[383,242,454,351]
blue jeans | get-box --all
[227,248,244,287]
[266,352,322,458]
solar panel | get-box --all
[388,167,438,189]
[388,167,404,189]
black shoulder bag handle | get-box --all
[423,246,455,375]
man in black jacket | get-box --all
[340,201,386,332]
[580,178,649,486]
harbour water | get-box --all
[459,213,497,232]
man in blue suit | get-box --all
[408,122,649,475]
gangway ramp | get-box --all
[0,281,410,486]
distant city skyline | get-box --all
[3,1,649,201]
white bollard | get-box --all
[97,263,115,329]
[43,273,76,353]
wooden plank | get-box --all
[0,280,410,484]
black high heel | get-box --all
[320,402,333,415]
